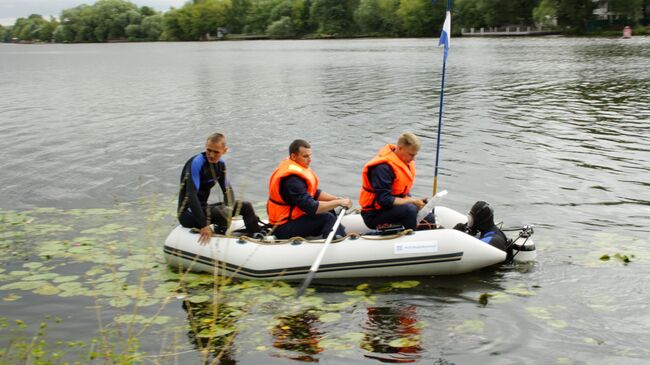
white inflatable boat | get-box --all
[163,206,536,280]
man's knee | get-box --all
[237,201,254,216]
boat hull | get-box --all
[163,208,520,280]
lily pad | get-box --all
[453,320,485,334]
[390,280,420,289]
[3,294,21,302]
[53,275,80,283]
[196,326,234,338]
[187,295,211,304]
[388,337,420,348]
[319,312,341,323]
[109,297,132,308]
[33,284,61,296]
[115,314,147,324]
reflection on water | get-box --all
[1,37,650,364]
[361,306,422,363]
[271,311,323,361]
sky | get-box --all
[0,0,187,26]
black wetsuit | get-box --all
[478,225,508,252]
[177,152,260,234]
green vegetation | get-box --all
[2,0,648,43]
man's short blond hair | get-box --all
[207,132,226,145]
[397,132,420,152]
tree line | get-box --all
[1,0,648,43]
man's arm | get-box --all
[283,176,350,215]
[370,164,424,209]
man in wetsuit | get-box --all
[454,201,508,252]
[267,139,352,239]
[178,132,262,244]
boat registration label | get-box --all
[394,241,438,254]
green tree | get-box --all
[266,15,296,37]
[310,0,356,35]
[226,0,251,33]
[608,0,643,20]
[141,14,164,40]
[556,0,596,31]
[533,0,557,27]
[397,0,440,37]
[11,14,57,41]
[243,0,283,34]
[192,0,230,39]
[455,0,486,30]
[355,0,401,35]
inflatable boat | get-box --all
[163,206,536,280]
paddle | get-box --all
[416,189,448,224]
[296,208,347,297]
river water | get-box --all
[1,37,649,364]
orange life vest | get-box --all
[359,144,415,212]
[267,158,319,225]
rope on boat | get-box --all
[200,229,414,245]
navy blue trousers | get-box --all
[361,204,418,230]
[273,212,346,239]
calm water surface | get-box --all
[1,37,649,364]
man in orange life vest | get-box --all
[359,133,428,230]
[267,139,352,239]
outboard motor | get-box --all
[506,225,537,262]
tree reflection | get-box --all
[361,306,422,363]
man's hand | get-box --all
[198,225,213,245]
[411,198,426,210]
[338,198,352,209]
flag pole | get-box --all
[433,0,451,196]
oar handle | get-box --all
[296,208,347,297]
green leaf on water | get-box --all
[479,292,493,306]
[299,296,324,307]
[390,280,420,289]
[505,285,536,297]
[23,273,59,281]
[109,297,132,308]
[453,320,485,334]
[114,314,147,324]
[187,295,211,304]
[343,290,366,296]
[2,281,46,291]
[547,319,567,329]
[613,253,631,264]
[33,284,61,296]
[318,312,341,323]
[340,332,365,342]
[3,294,21,302]
[53,275,79,283]
[81,223,136,235]
[599,254,610,261]
[196,326,234,338]
[526,306,552,320]
[388,337,419,348]
[23,262,44,270]
[136,298,160,307]
[269,286,295,297]
[148,316,172,325]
